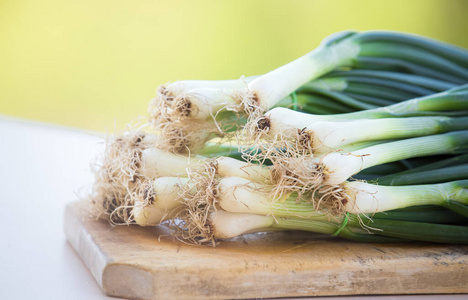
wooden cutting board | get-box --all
[65,201,468,300]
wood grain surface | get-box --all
[65,201,468,300]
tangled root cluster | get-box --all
[237,115,271,151]
[91,130,156,224]
[148,86,247,153]
[151,118,215,154]
[238,123,323,199]
[170,160,220,246]
[236,92,270,149]
[148,90,218,153]
[269,151,324,201]
[239,112,315,167]
[315,184,355,216]
[271,155,357,216]
[239,91,265,119]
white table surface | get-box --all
[0,116,466,300]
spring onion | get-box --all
[338,180,468,214]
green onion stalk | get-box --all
[330,180,468,215]
[200,210,468,245]
[253,115,468,156]
[301,131,468,188]
[258,84,468,130]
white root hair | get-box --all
[91,129,157,224]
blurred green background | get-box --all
[1,0,467,133]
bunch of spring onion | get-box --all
[90,30,468,246]
[148,30,468,153]
[108,162,468,246]
[90,134,468,245]
[238,84,468,215]
[90,127,468,245]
